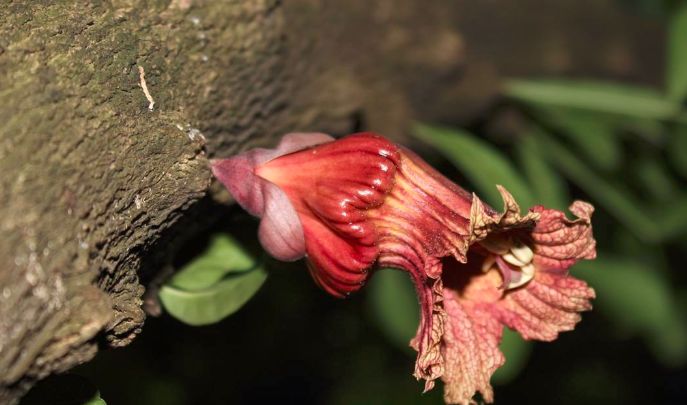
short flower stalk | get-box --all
[212,132,597,405]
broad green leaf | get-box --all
[575,255,687,366]
[515,133,569,210]
[412,123,535,208]
[168,234,255,290]
[83,393,107,405]
[159,266,267,326]
[159,234,267,326]
[368,268,419,351]
[492,328,533,384]
[534,130,661,243]
[668,1,687,102]
[668,125,687,178]
[504,79,682,121]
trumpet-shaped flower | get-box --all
[211,132,596,405]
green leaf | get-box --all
[159,234,267,326]
[534,130,661,243]
[635,157,678,202]
[504,79,683,121]
[83,394,107,405]
[368,268,419,351]
[412,123,535,208]
[668,1,687,102]
[574,255,687,366]
[492,328,533,385]
[160,267,267,326]
[515,133,569,210]
[530,107,623,171]
[168,234,256,290]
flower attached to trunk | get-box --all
[211,132,597,405]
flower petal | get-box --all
[494,272,595,341]
[438,190,597,404]
[469,186,539,245]
[410,273,446,392]
[440,257,594,404]
[213,132,599,405]
[442,270,504,405]
[257,181,306,261]
[211,132,334,216]
[531,201,597,272]
[369,149,477,388]
[211,133,334,261]
[258,133,400,297]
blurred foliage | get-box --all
[576,256,687,366]
[668,1,687,102]
[159,234,267,326]
[413,123,535,208]
[368,268,419,351]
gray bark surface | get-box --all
[0,0,661,403]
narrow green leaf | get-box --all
[159,266,267,326]
[531,107,622,171]
[368,268,419,351]
[492,329,533,385]
[169,234,256,291]
[515,133,569,210]
[505,79,682,120]
[668,1,687,102]
[635,157,678,201]
[412,123,535,208]
[534,130,661,242]
[574,255,687,366]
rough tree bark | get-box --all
[0,0,661,403]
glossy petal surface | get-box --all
[211,133,333,261]
[257,133,400,297]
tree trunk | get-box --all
[0,0,661,403]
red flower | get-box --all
[212,132,596,405]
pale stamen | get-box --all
[480,237,535,290]
[510,242,534,264]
